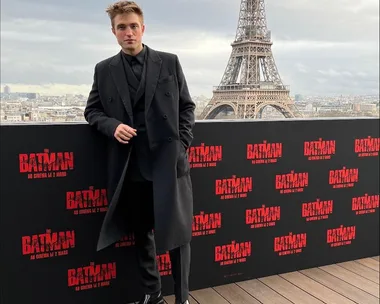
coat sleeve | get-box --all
[175,56,196,150]
[84,64,122,139]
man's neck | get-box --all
[122,44,144,56]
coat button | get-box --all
[163,114,168,119]
[168,137,172,142]
[165,92,170,96]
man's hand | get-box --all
[114,124,137,144]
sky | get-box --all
[1,0,379,97]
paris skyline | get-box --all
[1,0,379,97]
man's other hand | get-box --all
[114,124,137,144]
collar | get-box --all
[122,44,146,64]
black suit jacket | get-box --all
[84,45,195,151]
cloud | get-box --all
[1,0,379,97]
[317,69,354,78]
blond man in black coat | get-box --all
[84,2,196,303]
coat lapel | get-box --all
[144,47,162,111]
[109,52,133,119]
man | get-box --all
[84,1,195,304]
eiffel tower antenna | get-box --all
[199,0,302,119]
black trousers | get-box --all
[121,180,190,302]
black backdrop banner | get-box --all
[1,118,379,304]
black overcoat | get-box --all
[84,45,196,253]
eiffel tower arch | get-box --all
[199,0,302,120]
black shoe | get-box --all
[137,291,164,304]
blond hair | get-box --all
[106,1,144,26]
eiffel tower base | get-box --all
[199,89,302,120]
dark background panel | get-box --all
[1,118,379,304]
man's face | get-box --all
[112,12,145,53]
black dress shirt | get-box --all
[122,45,146,81]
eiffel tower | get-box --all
[199,0,302,120]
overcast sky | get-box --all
[1,0,379,97]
